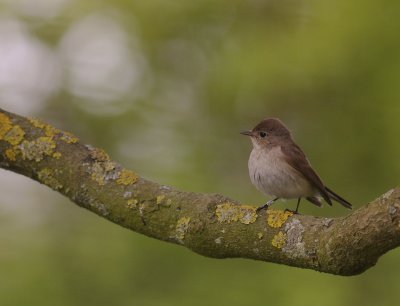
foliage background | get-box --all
[0,0,399,305]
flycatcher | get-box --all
[241,118,352,213]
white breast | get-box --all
[248,146,315,199]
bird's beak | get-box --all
[240,130,253,136]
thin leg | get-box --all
[257,197,279,212]
[295,198,301,214]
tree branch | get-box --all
[0,108,399,276]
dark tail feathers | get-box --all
[325,187,352,209]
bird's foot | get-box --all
[256,203,270,213]
[284,208,301,215]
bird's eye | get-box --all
[259,132,267,138]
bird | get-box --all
[241,118,352,214]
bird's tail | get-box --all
[325,187,352,209]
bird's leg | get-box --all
[284,198,302,215]
[257,197,279,212]
[295,198,301,214]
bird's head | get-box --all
[240,118,291,148]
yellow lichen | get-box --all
[44,124,61,138]
[38,168,63,190]
[216,202,257,224]
[0,113,12,140]
[5,148,17,161]
[117,169,139,185]
[60,131,79,144]
[267,209,293,228]
[29,118,45,129]
[89,147,110,162]
[53,152,62,159]
[103,161,116,172]
[20,137,56,162]
[4,125,25,145]
[272,231,287,249]
[88,154,117,186]
[156,195,165,204]
[127,199,138,209]
[257,232,264,240]
[175,217,191,241]
[91,163,106,185]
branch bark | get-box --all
[0,108,399,276]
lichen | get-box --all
[216,202,257,224]
[267,209,293,228]
[29,118,78,145]
[37,168,63,190]
[156,195,165,205]
[4,125,25,145]
[53,152,62,159]
[5,148,17,161]
[117,169,138,185]
[19,136,56,162]
[44,124,61,138]
[123,191,133,198]
[282,218,306,258]
[0,113,12,140]
[175,217,191,242]
[272,231,287,249]
[88,153,118,186]
[257,232,264,239]
[89,147,110,162]
[127,199,138,209]
[29,118,46,129]
[90,163,107,185]
[86,146,118,185]
[60,131,79,144]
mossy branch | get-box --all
[1,108,399,276]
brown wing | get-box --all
[280,142,332,205]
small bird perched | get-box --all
[241,118,352,213]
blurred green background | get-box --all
[1,0,400,305]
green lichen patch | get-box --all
[116,169,138,185]
[5,148,17,161]
[53,152,62,159]
[4,125,25,145]
[282,219,307,258]
[257,232,264,240]
[90,163,107,185]
[0,113,13,140]
[38,168,63,190]
[272,231,287,249]
[89,147,110,162]
[267,209,293,228]
[29,119,67,146]
[86,146,125,185]
[60,131,79,144]
[175,217,191,242]
[89,158,118,186]
[44,124,61,138]
[19,136,57,162]
[29,118,46,129]
[216,202,257,224]
[126,199,138,209]
[86,147,118,185]
[156,195,165,205]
